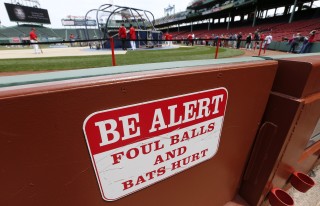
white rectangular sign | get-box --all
[83,88,228,201]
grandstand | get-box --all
[167,16,320,41]
[156,0,320,41]
[0,24,100,43]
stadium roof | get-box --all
[156,0,317,27]
[187,0,313,10]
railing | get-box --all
[0,37,301,66]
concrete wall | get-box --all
[268,41,320,53]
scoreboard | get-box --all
[4,3,51,24]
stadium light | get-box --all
[164,4,175,16]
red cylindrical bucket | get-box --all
[268,188,294,206]
[290,171,315,193]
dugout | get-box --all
[268,42,320,53]
[240,54,320,206]
[0,57,277,206]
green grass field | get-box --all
[0,46,244,72]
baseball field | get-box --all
[0,45,243,72]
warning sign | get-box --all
[83,88,228,201]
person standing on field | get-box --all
[288,33,301,53]
[236,32,243,49]
[191,33,195,46]
[164,32,170,46]
[69,33,75,47]
[253,29,260,50]
[264,33,273,53]
[29,27,41,54]
[232,33,237,48]
[300,30,316,53]
[129,24,136,50]
[118,24,127,50]
[245,33,252,50]
[187,33,193,46]
[168,33,173,46]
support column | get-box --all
[284,6,289,14]
[289,0,298,23]
[208,19,211,30]
[227,12,231,30]
[178,24,180,32]
[264,10,268,18]
[191,22,193,32]
[252,6,258,27]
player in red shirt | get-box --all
[69,33,75,47]
[187,34,193,46]
[118,24,127,50]
[164,32,170,46]
[129,24,137,50]
[168,34,173,46]
[29,27,41,54]
[260,32,265,41]
[300,30,317,53]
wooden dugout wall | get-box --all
[0,55,319,206]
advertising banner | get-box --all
[62,19,97,26]
[74,19,97,26]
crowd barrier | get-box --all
[0,53,319,206]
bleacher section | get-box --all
[157,0,320,43]
[271,18,320,41]
[0,25,100,43]
[168,17,320,41]
[0,27,22,38]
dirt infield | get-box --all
[237,48,287,57]
[0,47,126,59]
